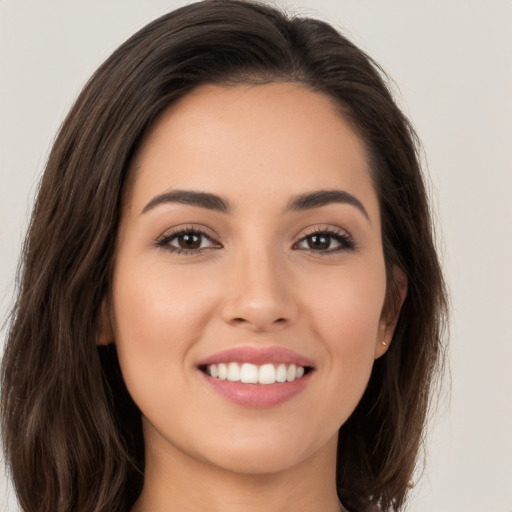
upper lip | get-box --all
[196,346,315,368]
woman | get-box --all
[1,1,447,511]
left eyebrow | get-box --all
[141,190,232,215]
[284,190,370,221]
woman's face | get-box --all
[106,82,398,476]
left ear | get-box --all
[375,267,408,359]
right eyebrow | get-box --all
[141,190,232,215]
[284,189,370,222]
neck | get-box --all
[131,427,343,512]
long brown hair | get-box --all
[1,1,448,511]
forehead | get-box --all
[126,82,377,217]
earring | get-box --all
[380,340,387,346]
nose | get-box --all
[221,247,299,333]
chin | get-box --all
[207,448,310,476]
[197,429,337,477]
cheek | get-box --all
[307,258,385,324]
[109,255,219,403]
[113,254,216,343]
[302,261,386,375]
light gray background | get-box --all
[1,1,511,511]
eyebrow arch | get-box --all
[141,190,232,215]
[141,188,369,221]
[285,190,370,221]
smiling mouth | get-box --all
[199,362,313,385]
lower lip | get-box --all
[199,371,312,408]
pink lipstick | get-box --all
[196,346,314,408]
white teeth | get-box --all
[227,362,240,381]
[218,363,227,380]
[286,364,297,382]
[205,362,307,384]
[258,364,276,385]
[240,363,259,383]
[275,364,287,383]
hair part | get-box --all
[1,1,448,511]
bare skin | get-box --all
[100,82,405,512]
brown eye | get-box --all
[157,228,220,254]
[177,233,202,249]
[295,229,356,253]
[306,234,332,250]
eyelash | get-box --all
[155,225,357,256]
[295,226,357,254]
[155,225,220,255]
